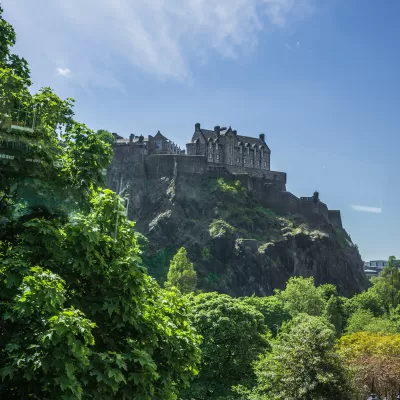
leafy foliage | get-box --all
[241,295,291,336]
[277,276,326,317]
[165,247,197,294]
[181,292,270,399]
[209,219,236,238]
[372,256,400,312]
[1,189,202,399]
[249,314,352,400]
[337,332,400,397]
[0,8,201,398]
[345,309,399,334]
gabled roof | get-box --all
[199,129,216,141]
[154,130,169,141]
[237,135,270,151]
[193,125,271,151]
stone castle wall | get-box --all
[107,152,343,229]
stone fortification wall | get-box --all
[227,166,286,190]
[107,151,342,228]
[328,210,343,229]
[145,154,207,178]
[208,169,341,227]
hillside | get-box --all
[128,174,369,297]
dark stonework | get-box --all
[108,122,343,229]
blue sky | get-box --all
[3,0,399,261]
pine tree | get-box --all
[165,247,197,293]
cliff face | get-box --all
[127,173,368,297]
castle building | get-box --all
[187,123,271,169]
[186,123,287,190]
[107,121,343,229]
[112,130,183,155]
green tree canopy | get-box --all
[277,276,326,317]
[165,247,197,294]
[0,7,201,398]
[372,256,400,312]
[249,314,351,400]
[182,292,271,399]
[241,295,291,336]
[345,309,399,334]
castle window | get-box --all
[264,162,267,167]
[209,153,212,159]
[237,158,240,163]
[257,161,260,166]
[216,143,219,150]
[247,147,250,155]
[250,160,253,165]
[261,149,264,158]
[216,155,219,160]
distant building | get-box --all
[112,130,184,156]
[186,123,286,189]
[363,259,400,279]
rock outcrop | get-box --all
[129,174,368,297]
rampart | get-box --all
[107,153,343,229]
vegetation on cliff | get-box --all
[138,174,368,297]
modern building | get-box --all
[363,260,400,279]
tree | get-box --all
[241,295,291,336]
[181,292,271,399]
[277,276,326,317]
[165,247,197,294]
[318,283,338,301]
[372,256,400,312]
[0,7,201,398]
[345,309,398,334]
[249,314,352,400]
[324,295,344,335]
[337,332,400,398]
[345,288,386,318]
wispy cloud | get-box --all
[351,204,382,214]
[56,67,72,77]
[4,0,315,88]
[285,40,301,52]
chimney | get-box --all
[129,134,135,143]
[214,125,220,136]
[259,133,265,143]
[138,135,144,143]
[195,122,201,131]
[233,130,237,135]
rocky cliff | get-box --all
[127,173,368,297]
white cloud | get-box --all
[56,67,72,77]
[351,204,382,214]
[3,0,315,88]
[296,41,300,48]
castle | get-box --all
[108,123,343,229]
